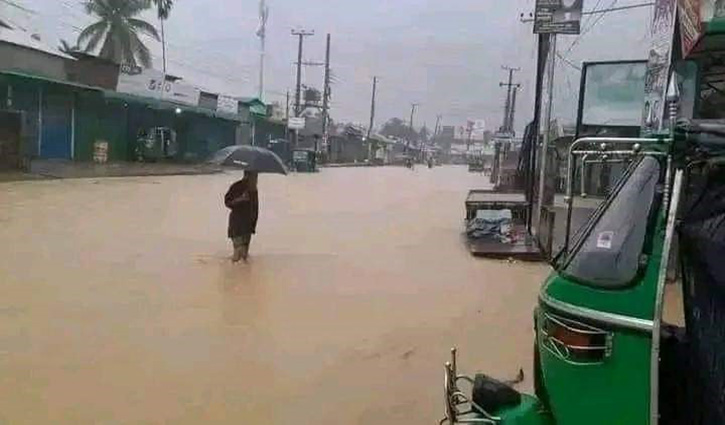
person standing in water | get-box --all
[224,171,259,262]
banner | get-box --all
[641,0,677,133]
[534,0,583,34]
[288,117,305,130]
[679,0,702,57]
[217,95,239,115]
[116,65,200,106]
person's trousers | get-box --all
[231,234,252,260]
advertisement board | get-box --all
[534,0,583,34]
[288,117,305,130]
[217,95,239,115]
[679,0,702,57]
[116,65,200,106]
[641,0,677,133]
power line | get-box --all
[555,51,582,71]
[563,0,621,56]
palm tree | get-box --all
[149,0,173,19]
[58,39,80,56]
[146,0,174,74]
[78,0,160,68]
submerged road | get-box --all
[0,165,548,424]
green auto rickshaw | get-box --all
[440,7,725,425]
[292,149,317,173]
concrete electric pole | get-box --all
[499,66,521,134]
[292,29,314,116]
[406,103,419,155]
[291,29,314,148]
[321,33,331,156]
[367,76,378,139]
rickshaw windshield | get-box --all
[562,156,661,288]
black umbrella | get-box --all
[209,145,288,175]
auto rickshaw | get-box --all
[440,7,725,425]
[292,148,317,172]
[135,127,178,161]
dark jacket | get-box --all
[225,179,259,238]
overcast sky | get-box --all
[7,0,653,134]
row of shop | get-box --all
[0,71,266,169]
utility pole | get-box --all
[433,114,442,143]
[407,103,419,155]
[291,29,314,149]
[537,34,557,237]
[508,85,519,135]
[499,66,521,134]
[285,89,290,139]
[367,76,378,139]
[321,33,331,156]
[409,103,418,131]
[292,29,314,116]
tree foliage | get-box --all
[380,117,418,140]
[58,39,80,55]
[78,0,160,68]
[147,0,174,19]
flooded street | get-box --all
[0,166,548,425]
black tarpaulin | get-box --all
[679,166,725,425]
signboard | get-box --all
[641,0,677,133]
[116,65,200,106]
[581,62,647,127]
[217,95,239,115]
[679,0,702,57]
[288,117,305,130]
[534,0,583,34]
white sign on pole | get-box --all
[217,95,239,115]
[288,117,305,130]
[166,81,200,106]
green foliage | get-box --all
[58,39,80,55]
[380,117,418,140]
[78,0,160,68]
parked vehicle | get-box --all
[464,190,538,259]
[441,10,725,425]
[292,149,317,172]
[136,127,178,161]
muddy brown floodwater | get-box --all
[0,165,548,425]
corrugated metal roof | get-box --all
[0,70,101,91]
[0,27,74,60]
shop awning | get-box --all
[0,70,102,92]
[104,90,241,122]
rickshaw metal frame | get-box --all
[441,348,501,425]
[578,154,631,197]
[562,137,669,255]
[648,168,684,425]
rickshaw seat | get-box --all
[472,374,522,414]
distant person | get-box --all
[224,171,259,262]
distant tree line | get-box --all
[380,117,429,142]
